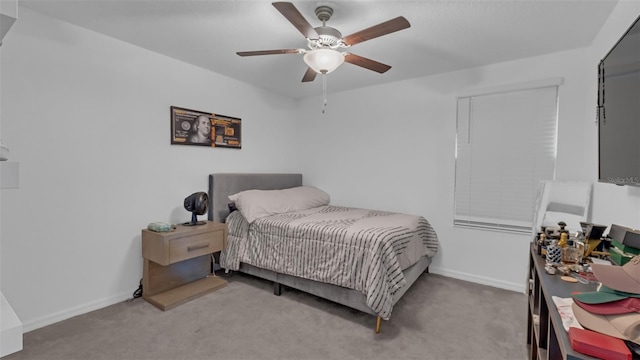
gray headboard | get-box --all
[208,173,303,223]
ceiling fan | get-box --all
[236,2,411,83]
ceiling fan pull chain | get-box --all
[322,73,328,114]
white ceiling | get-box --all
[19,0,618,99]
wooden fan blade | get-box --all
[301,67,317,82]
[344,53,391,74]
[272,2,319,39]
[236,49,301,56]
[342,16,410,46]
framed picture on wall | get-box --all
[170,106,242,149]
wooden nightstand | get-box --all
[141,221,227,310]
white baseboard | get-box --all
[429,267,526,293]
[21,291,132,333]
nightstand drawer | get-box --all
[142,222,227,265]
[169,229,224,263]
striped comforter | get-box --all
[220,205,439,319]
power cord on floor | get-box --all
[127,278,143,302]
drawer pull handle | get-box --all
[187,243,209,251]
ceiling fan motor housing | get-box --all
[310,26,343,49]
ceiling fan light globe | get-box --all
[303,49,344,74]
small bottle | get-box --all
[562,240,578,264]
[546,239,561,266]
[559,231,569,248]
[558,221,567,231]
[574,233,585,263]
[540,233,547,257]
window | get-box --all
[454,80,560,233]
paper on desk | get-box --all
[590,258,612,265]
[552,296,584,332]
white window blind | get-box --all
[454,85,558,233]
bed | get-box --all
[207,173,439,333]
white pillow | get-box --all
[228,186,330,223]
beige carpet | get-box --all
[5,272,528,360]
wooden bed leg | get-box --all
[375,316,382,334]
[273,282,281,296]
[425,266,429,274]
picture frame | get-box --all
[170,106,242,149]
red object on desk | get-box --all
[568,327,631,360]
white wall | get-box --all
[296,1,640,292]
[0,7,299,331]
[3,1,640,333]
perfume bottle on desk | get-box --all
[562,239,582,264]
[546,239,561,265]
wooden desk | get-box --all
[142,221,227,310]
[527,245,599,360]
